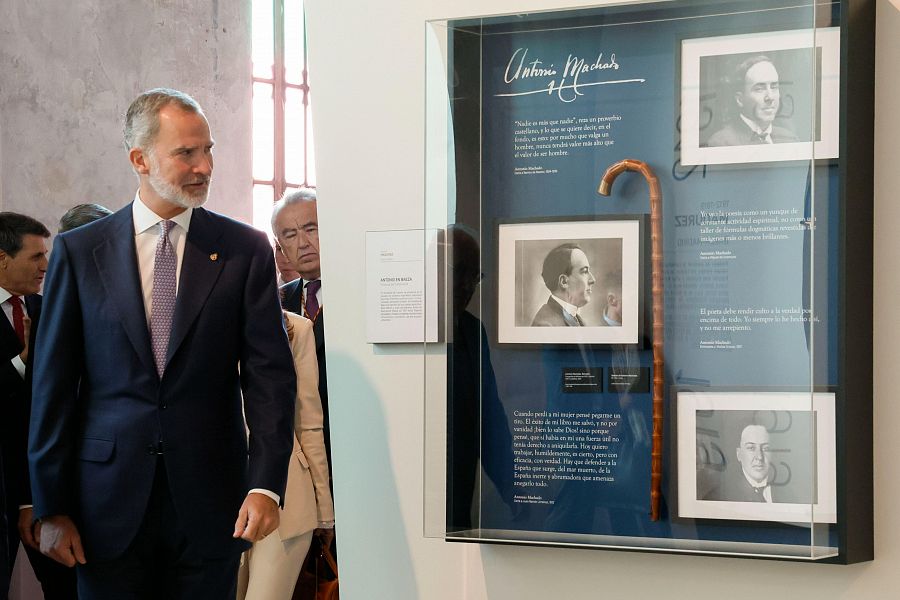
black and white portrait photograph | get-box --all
[497,219,641,345]
[680,27,839,166]
[676,391,836,523]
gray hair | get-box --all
[124,88,204,151]
[271,187,317,229]
[59,203,113,233]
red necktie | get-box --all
[9,295,25,347]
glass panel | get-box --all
[306,92,316,187]
[252,82,275,182]
[285,86,306,186]
[284,0,306,85]
[252,183,277,239]
[251,0,275,80]
[424,0,852,561]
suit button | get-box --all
[160,403,167,409]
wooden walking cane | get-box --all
[597,159,664,521]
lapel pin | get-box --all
[210,252,219,261]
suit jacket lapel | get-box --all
[166,208,224,368]
[94,205,157,375]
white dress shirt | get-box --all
[132,192,279,505]
[550,294,580,320]
[1,286,27,378]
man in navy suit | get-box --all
[29,89,296,599]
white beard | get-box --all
[148,162,209,209]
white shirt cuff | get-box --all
[248,488,281,505]
[11,355,25,378]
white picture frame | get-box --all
[497,218,641,345]
[680,27,840,166]
[677,390,836,523]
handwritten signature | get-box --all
[499,47,643,103]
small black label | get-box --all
[562,368,604,393]
[607,367,650,393]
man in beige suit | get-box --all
[237,304,334,599]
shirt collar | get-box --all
[550,294,579,318]
[132,190,193,235]
[0,287,12,305]
[603,312,621,326]
[739,113,772,137]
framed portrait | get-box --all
[496,217,642,345]
[676,390,836,523]
[680,27,840,166]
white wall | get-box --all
[306,0,900,598]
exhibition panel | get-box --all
[423,0,873,562]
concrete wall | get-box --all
[305,0,900,598]
[0,0,252,227]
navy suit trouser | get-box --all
[76,458,240,600]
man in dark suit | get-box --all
[706,55,799,147]
[1,213,48,598]
[29,88,296,599]
[704,424,778,503]
[270,189,338,595]
[531,243,595,327]
[1,212,79,599]
[271,189,330,475]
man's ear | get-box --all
[735,91,744,109]
[558,274,568,289]
[129,147,151,175]
[0,250,8,269]
[607,292,618,306]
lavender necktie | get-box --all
[151,220,177,377]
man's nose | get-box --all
[194,154,213,176]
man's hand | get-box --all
[233,493,280,542]
[18,315,31,362]
[18,507,39,550]
[39,515,86,567]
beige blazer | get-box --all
[277,312,334,540]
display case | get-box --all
[423,0,873,562]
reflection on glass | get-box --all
[252,83,275,181]
[285,87,306,185]
[252,184,276,239]
[306,92,316,186]
[284,0,306,85]
[251,0,274,80]
[447,225,517,533]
